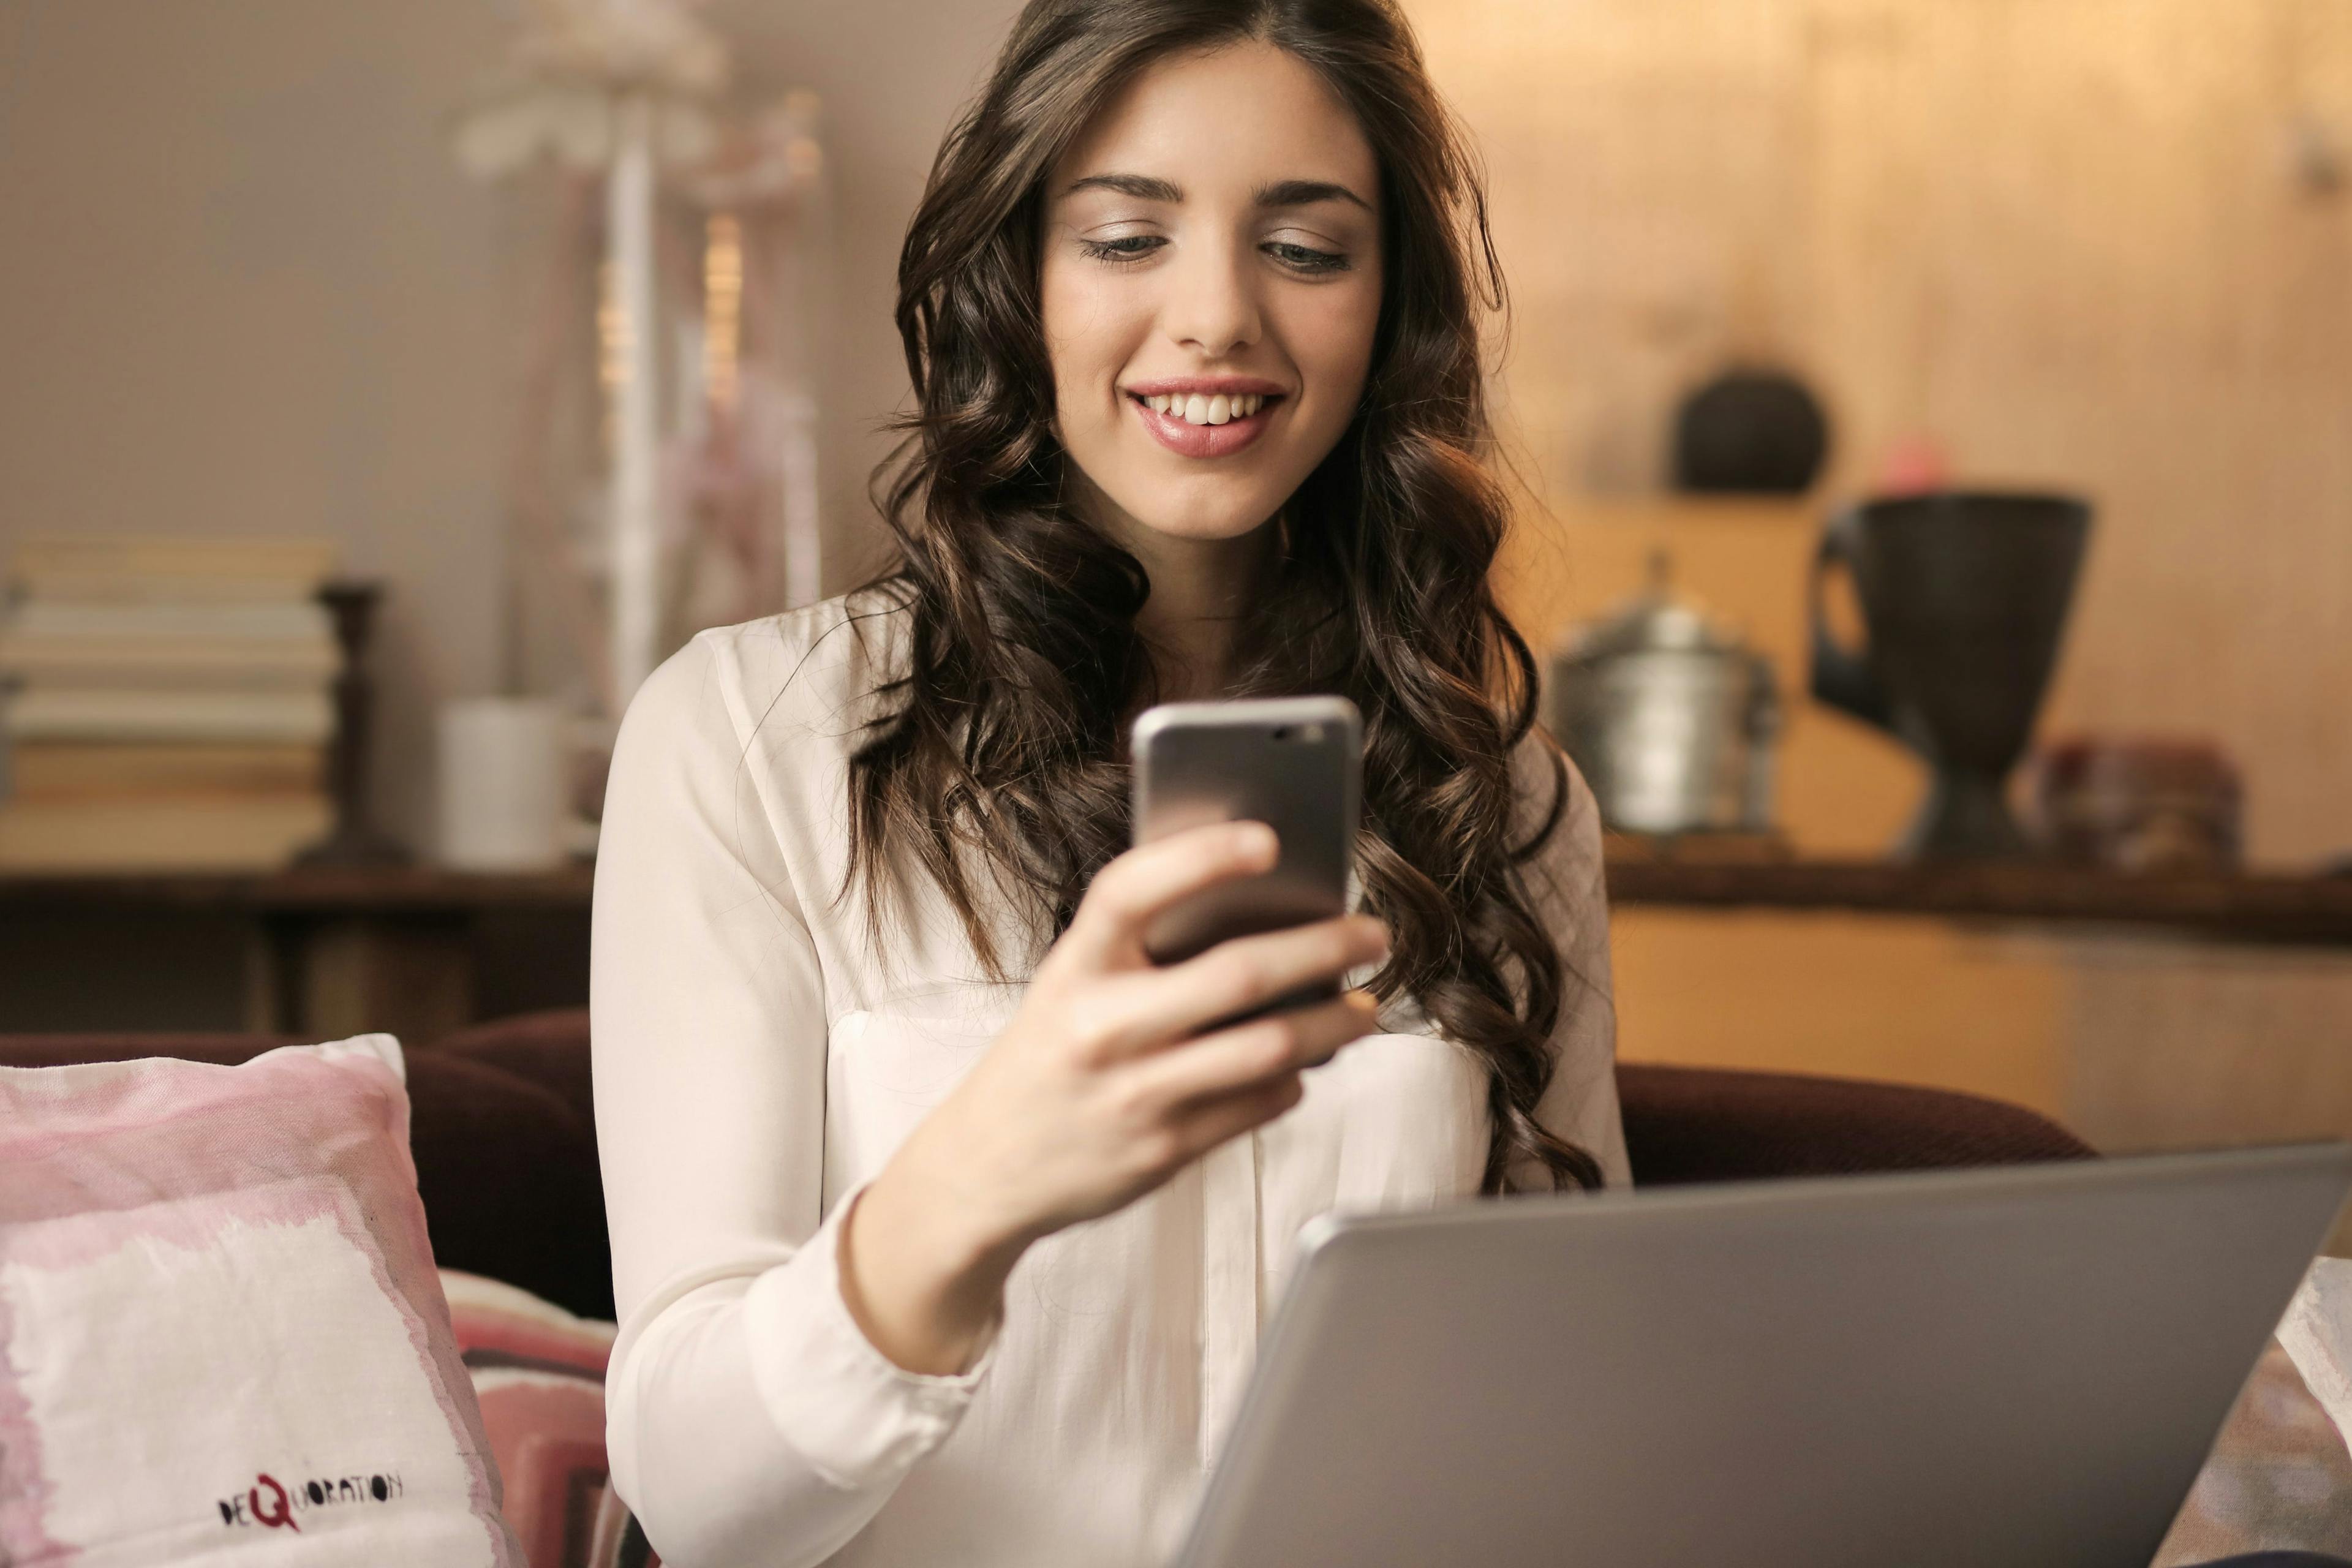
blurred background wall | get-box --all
[2,0,2348,1148]
[1434,0,2352,865]
[0,0,1029,846]
[1418,0,2352,1152]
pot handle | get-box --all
[1741,653,1784,832]
[1809,507,1895,732]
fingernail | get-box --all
[1238,822,1278,857]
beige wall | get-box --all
[1430,0,2352,1145]
[18,0,2341,862]
[1419,0,2352,867]
[0,0,1023,846]
[0,0,505,845]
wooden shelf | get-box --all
[0,864,597,912]
[1604,849,2352,947]
[8,854,2352,1042]
[7,855,2352,945]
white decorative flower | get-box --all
[451,0,729,179]
[510,0,728,96]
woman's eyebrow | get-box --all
[1056,173,1371,212]
[1060,172,1183,202]
[1254,178,1370,213]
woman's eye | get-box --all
[1265,241,1351,274]
[1078,235,1164,265]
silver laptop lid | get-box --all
[1175,1145,2352,1568]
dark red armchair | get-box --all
[1,1011,2093,1322]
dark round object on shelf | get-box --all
[1672,369,1831,494]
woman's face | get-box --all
[1040,42,1384,549]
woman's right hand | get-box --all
[838,820,1391,1374]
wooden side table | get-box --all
[0,866,595,1044]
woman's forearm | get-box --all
[838,1135,1034,1376]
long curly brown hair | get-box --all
[843,0,1602,1194]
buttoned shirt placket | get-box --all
[1196,1124,1264,1475]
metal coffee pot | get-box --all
[1544,554,1781,837]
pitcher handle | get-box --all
[1809,507,1895,731]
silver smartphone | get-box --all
[1129,696,1363,1016]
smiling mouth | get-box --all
[1126,390,1284,458]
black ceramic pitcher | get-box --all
[1809,491,2092,859]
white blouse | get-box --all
[590,594,1629,1568]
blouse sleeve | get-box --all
[591,631,1003,1567]
[1506,736,1633,1193]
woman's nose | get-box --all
[1159,242,1262,358]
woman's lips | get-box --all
[1129,393,1281,458]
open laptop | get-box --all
[1172,1144,2352,1568]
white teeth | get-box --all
[1138,391,1272,424]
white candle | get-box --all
[437,696,568,870]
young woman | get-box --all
[590,1,1627,1562]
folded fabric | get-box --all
[0,1035,522,1564]
[441,1268,662,1568]
[2283,1262,2352,1446]
[2155,1336,2352,1565]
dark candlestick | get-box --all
[295,578,410,867]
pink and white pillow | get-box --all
[0,1035,524,1563]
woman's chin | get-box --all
[1082,471,1290,548]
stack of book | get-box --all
[0,537,340,871]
